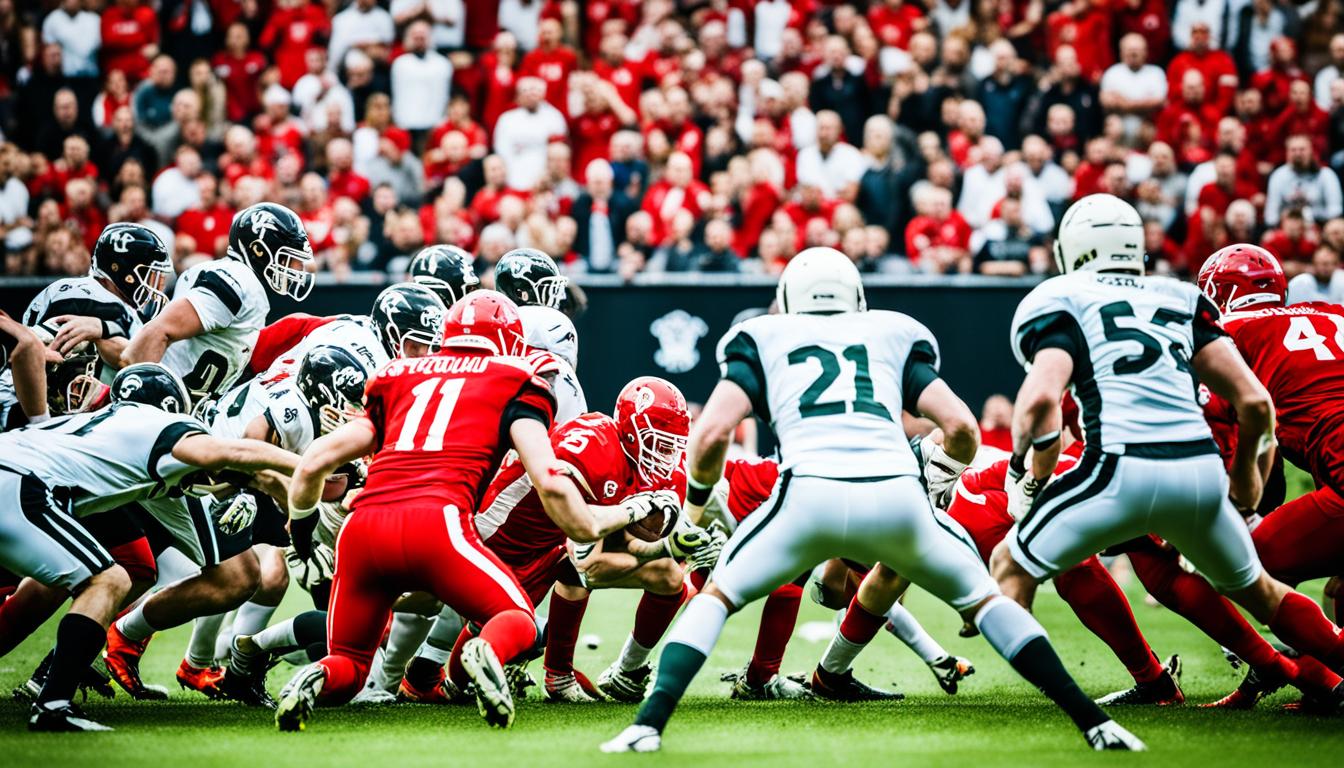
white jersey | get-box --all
[1010,272,1224,452]
[211,377,316,452]
[550,358,586,424]
[257,314,387,386]
[716,310,939,478]
[519,305,578,370]
[0,403,207,516]
[161,258,269,402]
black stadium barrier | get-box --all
[0,273,1038,421]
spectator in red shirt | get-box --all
[259,0,331,89]
[469,154,521,225]
[325,137,370,203]
[32,135,99,200]
[1155,70,1221,165]
[1114,0,1171,63]
[781,182,841,252]
[219,124,274,184]
[1167,21,1239,113]
[735,148,784,257]
[520,18,578,115]
[427,95,490,159]
[175,173,233,258]
[1272,79,1330,159]
[422,130,473,194]
[641,151,710,245]
[647,87,705,177]
[213,22,267,123]
[255,85,307,166]
[92,69,133,129]
[60,177,105,253]
[592,31,644,112]
[905,185,972,273]
[867,0,925,50]
[579,0,640,57]
[1263,208,1321,277]
[297,172,337,256]
[1045,0,1113,84]
[101,0,159,82]
[1251,37,1307,116]
[479,31,520,133]
[1197,153,1263,219]
[570,76,636,184]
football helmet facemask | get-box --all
[228,202,315,300]
[494,248,568,309]
[91,222,172,322]
[614,376,690,485]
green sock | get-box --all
[634,642,708,731]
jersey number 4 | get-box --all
[394,377,465,451]
[1281,315,1344,361]
[788,344,892,421]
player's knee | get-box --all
[643,559,684,595]
[700,582,740,613]
[91,564,132,601]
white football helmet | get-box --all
[776,247,866,314]
[518,305,579,370]
[1053,194,1145,276]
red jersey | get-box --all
[721,458,781,523]
[477,412,637,564]
[1220,304,1344,491]
[355,352,556,514]
[248,313,338,376]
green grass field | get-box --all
[1,467,1341,767]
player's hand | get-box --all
[49,315,103,356]
[665,523,713,558]
[285,543,336,591]
[1228,469,1264,513]
[685,524,727,571]
[923,444,969,510]
[210,493,258,535]
[1005,458,1047,521]
[620,490,679,524]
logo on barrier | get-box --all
[650,309,708,374]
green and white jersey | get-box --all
[1010,272,1226,452]
[162,258,270,402]
[716,310,941,479]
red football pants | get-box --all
[317,505,535,703]
[1253,487,1344,586]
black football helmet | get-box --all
[91,223,172,321]
[493,248,568,309]
[297,345,369,435]
[227,202,315,301]
[369,283,447,359]
[47,354,104,416]
[111,362,192,414]
[409,245,480,307]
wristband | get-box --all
[1031,430,1061,452]
[290,503,318,520]
[686,476,713,507]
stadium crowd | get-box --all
[1,0,1344,288]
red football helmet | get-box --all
[1198,244,1287,312]
[439,289,526,356]
[615,376,690,484]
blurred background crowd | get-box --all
[1,0,1343,298]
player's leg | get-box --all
[583,557,689,703]
[1251,487,1344,587]
[813,564,909,700]
[223,609,330,708]
[370,611,435,697]
[1053,555,1172,702]
[729,577,809,700]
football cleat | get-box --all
[1095,654,1184,706]
[350,687,397,705]
[397,674,466,704]
[544,669,601,702]
[596,662,654,703]
[275,663,326,732]
[12,652,116,703]
[600,724,662,753]
[928,655,975,695]
[504,662,536,700]
[176,660,226,699]
[28,700,112,732]
[460,638,515,729]
[1282,682,1344,714]
[723,668,813,700]
[104,623,167,700]
[808,667,905,702]
[1084,720,1146,751]
[1201,664,1286,710]
[218,668,276,709]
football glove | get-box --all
[285,543,336,592]
[664,523,713,559]
[923,445,969,510]
[620,490,681,525]
[211,493,258,535]
[685,525,727,572]
[1005,456,1047,522]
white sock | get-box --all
[186,613,227,667]
[155,547,200,585]
[616,635,655,672]
[884,602,948,664]
[818,632,866,675]
[232,602,278,638]
[975,596,1046,661]
[415,607,466,665]
[252,618,299,653]
[662,595,729,656]
[116,601,160,642]
[383,613,434,677]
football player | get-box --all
[272,291,668,731]
[995,196,1344,716]
[408,244,480,306]
[0,311,51,426]
[494,247,569,310]
[603,247,1141,753]
[123,202,314,404]
[0,362,298,731]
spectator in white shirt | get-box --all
[1100,34,1167,137]
[1316,34,1344,111]
[754,0,791,60]
[1020,135,1072,210]
[390,21,453,134]
[1265,134,1344,226]
[1287,246,1344,305]
[328,0,396,73]
[390,0,465,51]
[499,0,543,51]
[1172,0,1227,51]
[152,146,204,220]
[292,48,356,134]
[493,77,568,191]
[41,0,100,78]
[781,72,817,150]
[794,111,869,200]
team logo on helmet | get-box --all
[509,258,530,278]
[332,366,363,391]
[421,306,445,331]
[650,310,708,374]
[108,230,135,253]
[117,374,143,399]
[250,209,279,237]
[632,386,656,414]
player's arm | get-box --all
[915,380,980,464]
[1192,337,1276,511]
[287,417,377,518]
[1010,348,1072,481]
[684,379,753,520]
[122,298,205,367]
[243,412,281,446]
[172,433,302,475]
[0,313,50,422]
[48,315,131,365]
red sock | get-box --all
[632,583,687,649]
[479,609,538,666]
[746,583,802,686]
[1291,653,1344,695]
[1269,591,1344,671]
[1130,549,1281,669]
[543,591,589,674]
[316,653,366,705]
[1055,557,1163,683]
[0,579,68,656]
[108,537,157,585]
[446,626,473,687]
[839,593,887,645]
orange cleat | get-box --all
[176,660,226,699]
[397,672,464,704]
[104,623,167,700]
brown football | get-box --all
[626,506,679,542]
